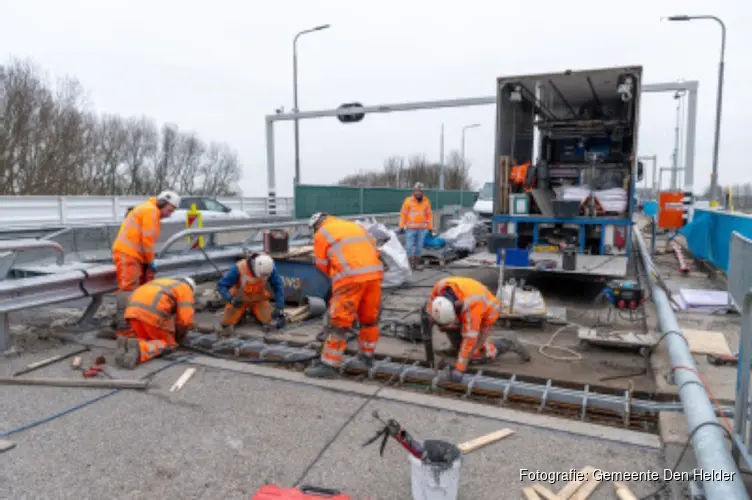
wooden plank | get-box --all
[569,473,601,500]
[457,428,515,454]
[169,368,197,392]
[0,439,16,453]
[683,328,733,357]
[522,487,542,500]
[613,482,638,500]
[556,466,594,500]
[531,484,559,500]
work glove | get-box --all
[397,227,405,234]
[441,366,465,384]
[271,308,286,329]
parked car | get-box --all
[168,196,251,221]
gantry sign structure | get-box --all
[263,81,698,214]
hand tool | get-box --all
[363,410,426,460]
[83,364,105,377]
[707,354,739,367]
[12,346,89,376]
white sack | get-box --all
[440,211,478,251]
[356,219,411,288]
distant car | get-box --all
[168,196,251,221]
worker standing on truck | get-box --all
[427,276,531,382]
[216,252,286,331]
[398,182,434,270]
[111,190,181,332]
[115,277,196,369]
[305,212,384,378]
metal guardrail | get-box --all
[730,232,752,472]
[0,213,402,352]
[635,229,747,499]
[0,195,294,228]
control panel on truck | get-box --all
[491,66,643,278]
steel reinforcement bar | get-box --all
[635,229,747,499]
[183,333,735,427]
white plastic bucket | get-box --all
[409,453,462,500]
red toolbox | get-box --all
[252,484,354,500]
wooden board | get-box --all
[531,484,558,500]
[683,328,733,357]
[522,487,541,500]
[0,439,16,453]
[457,428,515,454]
[578,328,656,349]
[556,466,595,499]
[613,482,637,500]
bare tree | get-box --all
[0,57,244,197]
[338,150,475,190]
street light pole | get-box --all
[292,24,331,187]
[460,123,481,164]
[666,14,726,203]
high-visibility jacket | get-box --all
[314,216,383,289]
[510,162,530,185]
[125,278,195,334]
[112,198,161,264]
[399,196,433,230]
[427,276,500,333]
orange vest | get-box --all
[428,276,500,332]
[112,198,161,263]
[125,278,195,333]
[399,196,433,230]
[313,216,383,289]
[231,259,271,300]
[510,162,530,185]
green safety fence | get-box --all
[294,184,477,219]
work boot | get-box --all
[115,338,141,370]
[346,352,375,371]
[494,337,532,362]
[304,362,339,379]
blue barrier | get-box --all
[680,209,752,273]
[275,260,331,305]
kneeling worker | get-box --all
[115,277,196,369]
[427,276,531,382]
[217,252,286,330]
[306,212,384,378]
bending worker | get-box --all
[426,276,531,382]
[398,182,433,270]
[306,212,384,378]
[216,252,286,331]
[115,277,196,369]
[112,190,182,332]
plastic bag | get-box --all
[356,219,411,288]
[440,212,478,251]
[423,233,446,248]
[499,284,547,316]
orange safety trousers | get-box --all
[454,308,500,372]
[221,293,273,326]
[114,251,147,292]
[321,279,382,368]
[118,319,177,364]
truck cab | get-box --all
[491,66,643,279]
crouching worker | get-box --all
[217,252,286,331]
[426,276,531,382]
[305,212,384,379]
[115,277,196,369]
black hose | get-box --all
[178,342,318,364]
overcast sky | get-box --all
[2,0,749,197]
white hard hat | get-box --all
[182,277,196,291]
[309,212,327,230]
[157,190,181,208]
[251,253,275,278]
[414,182,424,190]
[429,296,456,325]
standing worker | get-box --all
[426,276,531,382]
[111,190,182,333]
[398,182,434,270]
[216,252,287,331]
[305,212,384,378]
[115,277,196,369]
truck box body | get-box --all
[491,66,643,279]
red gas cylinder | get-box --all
[252,485,355,500]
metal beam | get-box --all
[264,80,701,200]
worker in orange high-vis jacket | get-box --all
[216,252,287,332]
[305,212,384,379]
[111,190,181,332]
[398,182,434,270]
[427,276,531,382]
[115,277,196,369]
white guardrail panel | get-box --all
[0,195,294,228]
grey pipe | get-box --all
[0,239,65,265]
[634,229,747,499]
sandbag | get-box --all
[499,284,547,316]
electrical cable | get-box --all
[0,353,198,439]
